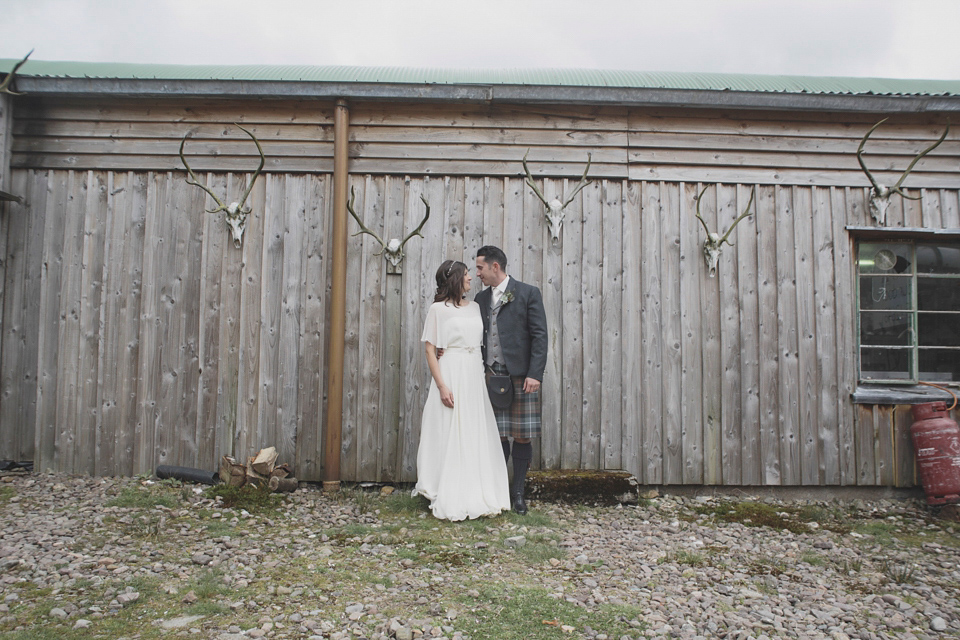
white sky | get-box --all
[2,0,959,80]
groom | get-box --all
[475,246,548,515]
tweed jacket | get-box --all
[475,277,548,382]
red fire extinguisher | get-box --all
[910,400,960,506]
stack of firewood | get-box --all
[219,447,297,492]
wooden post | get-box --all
[323,99,350,492]
[0,94,11,190]
[0,93,12,441]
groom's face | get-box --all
[475,257,495,286]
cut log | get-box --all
[219,456,246,487]
[245,457,268,488]
[269,476,298,492]
[251,447,278,475]
[270,463,292,479]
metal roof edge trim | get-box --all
[845,226,960,239]
[13,76,960,113]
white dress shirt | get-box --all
[491,276,511,307]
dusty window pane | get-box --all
[860,311,912,346]
[919,348,960,383]
[859,275,912,311]
[858,242,911,275]
[860,348,911,380]
[918,313,960,347]
[917,244,960,275]
[918,277,960,311]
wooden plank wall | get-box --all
[2,170,333,476]
[1,98,959,483]
[11,98,960,188]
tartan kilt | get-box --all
[488,362,542,439]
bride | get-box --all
[413,260,511,520]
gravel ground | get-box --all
[0,471,958,640]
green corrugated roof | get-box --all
[2,58,959,97]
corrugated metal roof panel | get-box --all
[2,59,959,96]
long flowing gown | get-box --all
[413,301,511,520]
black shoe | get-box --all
[511,492,528,515]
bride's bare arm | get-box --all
[425,342,454,408]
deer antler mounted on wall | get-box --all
[179,124,265,248]
[522,150,592,242]
[347,186,430,275]
[857,118,949,226]
[694,186,756,278]
[0,49,33,95]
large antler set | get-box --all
[522,150,592,242]
[694,187,756,278]
[857,118,950,225]
[347,187,431,274]
[0,50,32,95]
[179,124,265,248]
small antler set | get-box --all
[857,118,950,225]
[347,187,431,274]
[0,50,32,95]
[694,187,756,278]
[522,150,593,242]
[179,124,265,248]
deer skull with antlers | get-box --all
[857,118,949,226]
[179,124,265,248]
[522,150,592,242]
[694,186,756,278]
[347,187,431,274]
[0,49,32,96]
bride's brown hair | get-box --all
[434,260,467,304]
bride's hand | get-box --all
[439,384,454,408]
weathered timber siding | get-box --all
[11,98,960,187]
[1,98,958,483]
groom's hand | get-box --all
[523,377,541,393]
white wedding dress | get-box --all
[413,301,511,520]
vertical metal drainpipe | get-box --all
[323,98,350,492]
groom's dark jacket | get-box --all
[476,277,548,382]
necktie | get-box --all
[492,288,502,306]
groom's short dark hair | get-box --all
[477,245,507,271]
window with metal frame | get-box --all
[857,240,960,384]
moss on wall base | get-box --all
[526,470,639,505]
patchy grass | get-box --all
[515,539,564,565]
[452,582,646,639]
[880,559,917,584]
[691,500,851,535]
[800,552,825,566]
[836,558,864,574]
[199,517,237,537]
[377,491,430,515]
[744,556,786,576]
[658,550,707,567]
[205,484,282,512]
[0,485,16,506]
[105,484,179,509]
[853,521,899,546]
[187,567,230,600]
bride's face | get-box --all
[462,270,472,293]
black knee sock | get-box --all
[501,439,511,463]
[511,442,532,496]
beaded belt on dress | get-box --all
[444,346,478,354]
